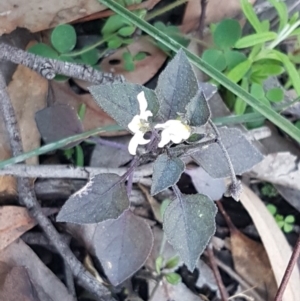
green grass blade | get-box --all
[99,0,300,143]
[0,124,122,169]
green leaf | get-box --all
[192,127,263,178]
[165,256,180,269]
[250,83,265,99]
[241,0,263,33]
[27,43,59,58]
[295,120,300,129]
[80,48,99,65]
[118,25,135,36]
[213,19,241,49]
[107,36,123,49]
[202,49,227,71]
[78,103,86,121]
[56,173,129,223]
[89,83,159,129]
[151,154,185,195]
[266,87,284,102]
[156,49,199,121]
[134,52,147,61]
[285,215,295,223]
[51,24,77,54]
[268,0,288,31]
[165,272,181,285]
[283,223,293,233]
[75,145,84,166]
[273,51,300,96]
[251,61,284,77]
[163,193,217,271]
[267,204,277,215]
[224,50,247,70]
[99,0,300,144]
[226,59,252,83]
[102,15,129,35]
[234,77,248,115]
[155,255,164,274]
[185,90,211,126]
[122,51,135,71]
[235,32,277,48]
[160,199,171,220]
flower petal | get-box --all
[128,131,151,155]
[158,129,171,148]
[128,133,140,155]
[137,91,148,114]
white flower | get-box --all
[128,91,153,155]
[155,120,191,148]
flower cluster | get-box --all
[128,92,191,155]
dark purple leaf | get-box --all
[57,173,129,224]
[35,104,83,149]
[94,210,153,286]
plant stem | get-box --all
[274,235,300,301]
[207,243,229,301]
[145,0,188,21]
[63,34,115,57]
[0,124,122,169]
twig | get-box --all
[0,43,123,84]
[0,163,153,180]
[207,243,229,301]
[0,70,113,301]
[198,0,208,39]
[274,235,300,301]
[213,257,264,301]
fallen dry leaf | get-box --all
[218,200,277,300]
[0,0,106,35]
[231,229,277,300]
[100,36,167,84]
[181,0,257,33]
[239,184,300,301]
[0,206,57,251]
[0,262,40,301]
[0,239,76,301]
[0,50,47,195]
[50,81,123,136]
[250,152,300,190]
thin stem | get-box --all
[148,277,162,301]
[198,0,208,39]
[274,235,300,301]
[126,157,139,196]
[145,0,188,21]
[207,243,229,301]
[63,35,115,57]
[0,124,123,169]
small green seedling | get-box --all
[202,0,300,119]
[155,255,181,285]
[261,183,278,198]
[122,51,148,71]
[267,204,295,233]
